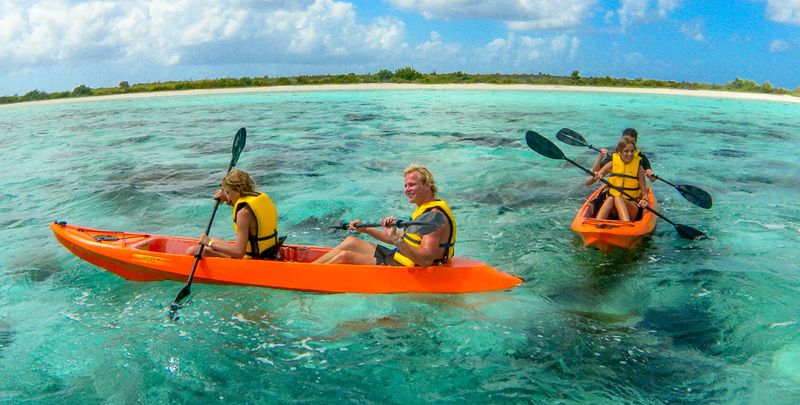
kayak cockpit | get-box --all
[130,237,195,255]
[128,236,326,263]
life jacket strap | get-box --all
[609,173,638,180]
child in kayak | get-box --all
[313,165,456,267]
[585,137,649,221]
[591,128,656,181]
[187,169,280,259]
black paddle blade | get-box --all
[173,285,190,305]
[328,220,347,230]
[525,130,565,160]
[556,128,589,147]
[676,184,713,209]
[229,128,247,167]
[676,224,707,240]
[168,286,190,320]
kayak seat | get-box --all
[587,189,608,219]
[272,235,287,260]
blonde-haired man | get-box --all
[313,165,456,267]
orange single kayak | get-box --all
[570,187,659,253]
[51,222,523,294]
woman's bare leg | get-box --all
[613,196,631,221]
[597,197,615,220]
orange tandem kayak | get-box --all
[570,187,658,253]
[51,222,523,294]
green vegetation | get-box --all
[2,67,797,105]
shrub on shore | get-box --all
[2,69,797,105]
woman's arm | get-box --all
[585,161,612,186]
[202,208,252,258]
[591,148,609,172]
[637,168,648,207]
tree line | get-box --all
[2,67,797,105]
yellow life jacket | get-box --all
[393,199,457,267]
[232,193,278,259]
[608,152,641,200]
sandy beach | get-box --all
[5,83,799,107]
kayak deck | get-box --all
[51,222,523,294]
[570,187,658,253]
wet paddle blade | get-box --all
[676,224,707,240]
[525,130,565,160]
[676,184,713,209]
[556,128,589,147]
[229,128,247,167]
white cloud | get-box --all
[656,0,681,17]
[680,19,705,42]
[479,32,579,71]
[261,0,406,58]
[0,0,407,73]
[617,0,681,28]
[387,0,598,30]
[0,0,252,68]
[416,31,460,55]
[769,39,790,52]
[764,0,800,25]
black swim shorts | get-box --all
[374,245,399,266]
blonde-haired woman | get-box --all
[187,169,280,259]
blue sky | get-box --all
[1,0,798,96]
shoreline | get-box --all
[4,83,799,107]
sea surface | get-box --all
[1,89,799,403]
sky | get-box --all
[1,0,799,96]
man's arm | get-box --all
[394,217,450,267]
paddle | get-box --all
[525,130,706,240]
[556,128,713,209]
[169,127,247,318]
[329,211,446,236]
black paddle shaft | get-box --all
[329,212,446,236]
[170,128,247,317]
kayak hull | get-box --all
[570,187,658,253]
[51,222,523,294]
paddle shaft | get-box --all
[171,169,232,307]
[170,128,246,314]
[337,219,430,229]
[653,175,676,188]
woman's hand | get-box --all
[637,198,648,208]
[214,189,229,203]
[199,234,216,247]
[599,148,608,158]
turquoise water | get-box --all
[1,89,799,403]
